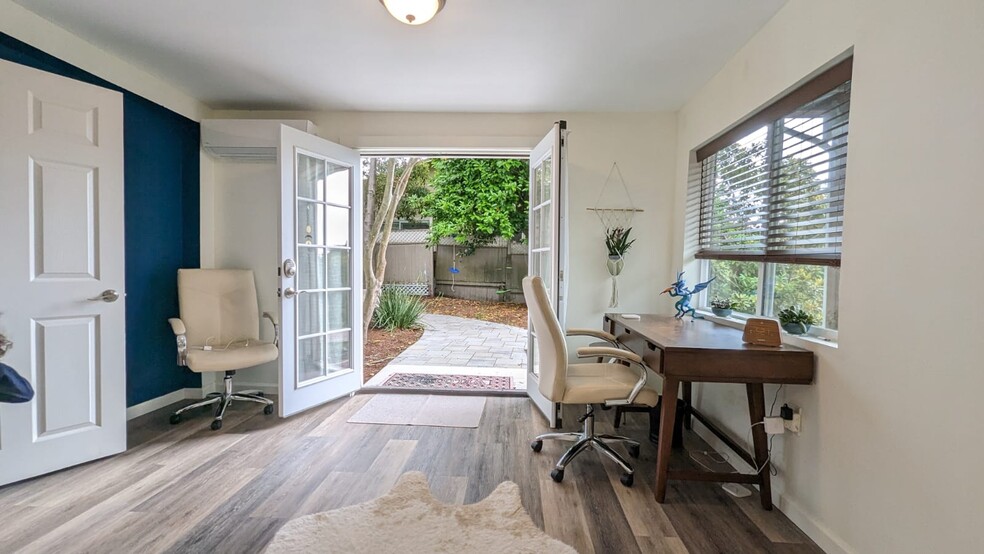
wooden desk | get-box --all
[604,313,815,510]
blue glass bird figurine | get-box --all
[661,271,715,319]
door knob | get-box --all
[282,287,307,299]
[87,289,120,303]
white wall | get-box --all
[672,1,984,552]
[205,111,679,386]
[0,0,208,121]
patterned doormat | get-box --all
[381,373,515,391]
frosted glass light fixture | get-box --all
[379,0,446,25]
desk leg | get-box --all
[681,381,693,430]
[654,377,680,503]
[747,383,773,510]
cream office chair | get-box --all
[168,269,278,430]
[524,276,661,487]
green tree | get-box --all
[423,159,529,253]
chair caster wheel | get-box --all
[169,414,181,425]
[531,440,543,453]
[264,404,274,415]
[550,469,564,483]
[628,444,640,458]
[620,473,634,487]
[210,420,222,431]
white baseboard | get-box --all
[126,388,201,420]
[778,495,853,554]
[690,424,852,554]
[233,381,278,395]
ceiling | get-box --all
[15,0,787,113]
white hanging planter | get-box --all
[606,255,625,307]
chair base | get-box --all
[170,371,274,430]
[531,405,640,487]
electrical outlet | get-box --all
[783,408,802,434]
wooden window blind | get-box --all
[690,57,853,267]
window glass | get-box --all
[771,264,838,330]
[706,259,758,315]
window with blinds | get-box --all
[689,57,852,267]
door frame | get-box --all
[357,149,535,394]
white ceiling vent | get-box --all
[201,119,318,161]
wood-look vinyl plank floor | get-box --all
[0,395,822,553]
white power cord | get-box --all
[196,336,251,351]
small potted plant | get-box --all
[604,227,635,307]
[710,298,733,318]
[777,306,817,335]
[605,227,635,271]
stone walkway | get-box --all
[364,314,527,389]
[393,314,527,367]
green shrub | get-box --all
[372,289,426,330]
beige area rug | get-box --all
[265,472,576,554]
[347,394,486,428]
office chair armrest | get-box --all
[575,346,642,365]
[577,347,650,407]
[566,328,618,346]
[168,318,186,336]
[168,318,188,366]
[262,312,280,348]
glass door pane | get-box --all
[295,153,354,386]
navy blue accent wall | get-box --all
[1,33,202,406]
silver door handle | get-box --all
[88,289,120,303]
[282,287,307,299]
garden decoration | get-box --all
[661,271,715,319]
[587,162,643,308]
[449,243,461,292]
[0,328,34,404]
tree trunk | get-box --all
[362,158,421,337]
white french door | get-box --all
[0,60,126,485]
[527,121,568,428]
[278,125,362,416]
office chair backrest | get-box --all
[522,276,567,402]
[177,269,261,347]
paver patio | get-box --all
[365,313,527,389]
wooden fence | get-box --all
[383,230,527,303]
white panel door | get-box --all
[527,121,568,428]
[0,59,126,485]
[278,125,362,417]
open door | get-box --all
[527,121,568,428]
[278,126,362,417]
[0,60,126,485]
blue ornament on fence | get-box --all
[449,267,460,274]
[661,271,715,320]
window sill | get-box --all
[696,310,838,349]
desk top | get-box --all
[604,313,808,354]
[604,313,814,384]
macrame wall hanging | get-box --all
[587,163,643,308]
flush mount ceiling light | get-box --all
[379,0,446,26]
